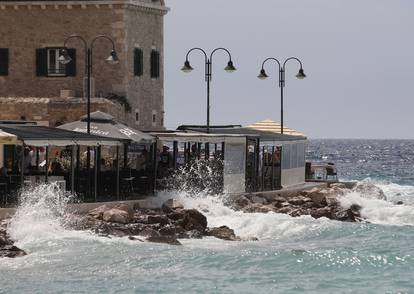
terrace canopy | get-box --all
[0,125,121,146]
[58,111,155,144]
[0,129,17,145]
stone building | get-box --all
[0,0,168,130]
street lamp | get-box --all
[59,35,119,134]
[257,57,306,134]
[59,35,119,200]
[181,47,236,133]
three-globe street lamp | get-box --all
[181,47,237,133]
[257,57,306,134]
[59,35,119,200]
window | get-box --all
[134,48,143,76]
[150,49,160,78]
[36,48,76,77]
[47,49,65,76]
[0,48,9,76]
[135,110,140,125]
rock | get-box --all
[102,208,131,224]
[147,215,171,226]
[178,229,204,239]
[353,182,387,200]
[325,196,340,207]
[0,245,27,258]
[139,227,160,238]
[330,183,347,189]
[307,190,328,206]
[158,224,178,236]
[179,209,208,232]
[166,211,185,221]
[243,203,273,213]
[88,205,110,220]
[113,203,135,219]
[396,200,404,205]
[147,235,182,245]
[250,196,267,205]
[287,196,312,206]
[276,207,293,214]
[280,202,291,207]
[207,226,241,241]
[233,195,251,209]
[310,207,332,219]
[349,204,362,216]
[161,199,184,213]
[94,223,130,237]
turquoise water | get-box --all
[1,140,414,293]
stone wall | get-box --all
[0,97,124,127]
[0,0,167,129]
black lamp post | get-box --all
[181,47,236,133]
[59,35,119,134]
[258,57,306,134]
[59,35,119,199]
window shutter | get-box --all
[36,48,48,76]
[66,48,76,77]
[150,50,160,78]
[0,48,9,76]
[134,48,143,76]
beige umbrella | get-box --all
[245,119,305,136]
[0,129,17,144]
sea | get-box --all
[1,139,414,294]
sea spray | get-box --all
[8,183,75,245]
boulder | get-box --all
[178,229,204,239]
[147,215,171,226]
[139,227,160,238]
[88,205,110,220]
[307,190,328,206]
[0,245,27,258]
[287,196,312,206]
[353,182,387,200]
[158,224,179,236]
[113,203,135,219]
[207,226,241,241]
[243,203,273,213]
[147,235,181,246]
[330,183,347,189]
[310,207,332,219]
[162,199,184,213]
[102,208,131,224]
[250,196,267,205]
[179,209,208,232]
[233,195,251,209]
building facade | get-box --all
[0,0,168,130]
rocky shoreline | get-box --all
[1,181,387,258]
[228,181,386,222]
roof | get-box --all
[177,125,307,142]
[245,119,305,136]
[59,111,155,143]
[0,125,122,146]
[0,129,17,144]
[150,130,246,144]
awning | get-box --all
[245,119,305,136]
[0,129,17,144]
[150,131,246,144]
[0,125,122,147]
[58,111,155,144]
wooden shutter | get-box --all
[134,48,143,76]
[0,48,9,76]
[66,48,76,77]
[36,48,48,76]
[150,50,160,78]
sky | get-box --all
[163,0,414,139]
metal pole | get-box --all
[20,146,24,188]
[45,146,49,183]
[280,68,284,135]
[206,60,211,134]
[116,145,120,201]
[71,145,75,195]
[86,48,91,200]
[94,146,98,202]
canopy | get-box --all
[245,119,305,136]
[151,131,246,144]
[0,125,121,147]
[0,129,17,144]
[58,111,155,144]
